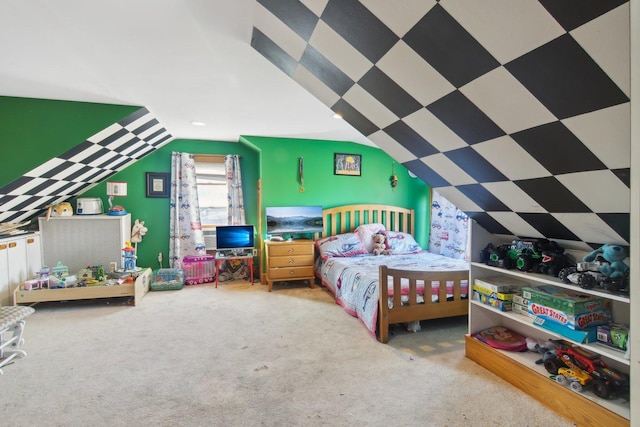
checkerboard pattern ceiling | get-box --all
[0,107,172,224]
[251,0,631,251]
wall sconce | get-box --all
[390,162,398,188]
[106,181,128,216]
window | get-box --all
[194,155,227,228]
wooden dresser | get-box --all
[264,240,315,292]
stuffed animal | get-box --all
[583,244,629,280]
[372,233,391,256]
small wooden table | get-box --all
[214,253,254,287]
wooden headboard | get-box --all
[316,204,415,238]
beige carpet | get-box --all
[0,281,573,427]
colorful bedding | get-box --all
[317,251,469,336]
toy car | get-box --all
[556,366,592,392]
[536,250,574,277]
[542,340,629,399]
[487,239,550,271]
[558,255,629,293]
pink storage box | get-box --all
[182,255,215,284]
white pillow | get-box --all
[385,231,423,254]
[315,232,368,260]
[355,223,387,253]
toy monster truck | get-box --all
[558,255,629,293]
[536,247,574,278]
[555,366,592,393]
[542,340,629,399]
[487,239,553,272]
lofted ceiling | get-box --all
[251,0,631,251]
[0,0,372,146]
[0,0,632,251]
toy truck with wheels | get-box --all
[555,366,592,393]
[542,340,629,399]
[536,250,574,277]
[558,256,629,293]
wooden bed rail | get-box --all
[316,204,415,239]
[378,265,469,343]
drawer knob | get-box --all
[289,270,295,275]
[288,248,294,253]
[288,259,294,264]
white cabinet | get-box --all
[0,233,42,306]
[466,223,630,426]
[38,214,130,274]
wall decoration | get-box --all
[146,172,169,198]
[334,153,361,176]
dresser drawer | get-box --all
[268,266,315,280]
[268,254,314,268]
[268,243,314,257]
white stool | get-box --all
[0,306,35,374]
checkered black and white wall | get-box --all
[252,0,631,251]
[0,107,172,224]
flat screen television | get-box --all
[215,225,255,252]
[266,205,323,235]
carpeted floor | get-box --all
[0,280,573,426]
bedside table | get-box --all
[264,240,315,292]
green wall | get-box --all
[0,95,431,273]
[242,136,431,244]
[0,96,139,184]
[79,136,430,270]
[76,140,260,269]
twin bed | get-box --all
[314,204,469,343]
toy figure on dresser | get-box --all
[558,244,630,292]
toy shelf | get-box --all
[465,336,629,426]
[470,262,630,304]
[466,223,631,427]
[469,300,630,366]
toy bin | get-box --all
[182,255,215,284]
[150,268,185,291]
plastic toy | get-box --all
[122,242,137,271]
[558,244,629,292]
[555,366,592,392]
[536,249,574,278]
[542,339,629,399]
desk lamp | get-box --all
[106,181,128,216]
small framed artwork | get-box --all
[334,153,362,176]
[146,172,170,198]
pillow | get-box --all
[385,231,423,254]
[315,232,368,260]
[355,223,387,253]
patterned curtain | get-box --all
[217,154,249,282]
[169,152,206,268]
[428,190,470,260]
[225,154,245,225]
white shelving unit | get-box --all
[466,228,630,426]
[0,232,42,307]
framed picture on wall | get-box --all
[334,153,361,176]
[146,172,170,198]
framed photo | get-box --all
[334,153,361,176]
[146,172,170,198]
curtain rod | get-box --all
[193,154,241,162]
